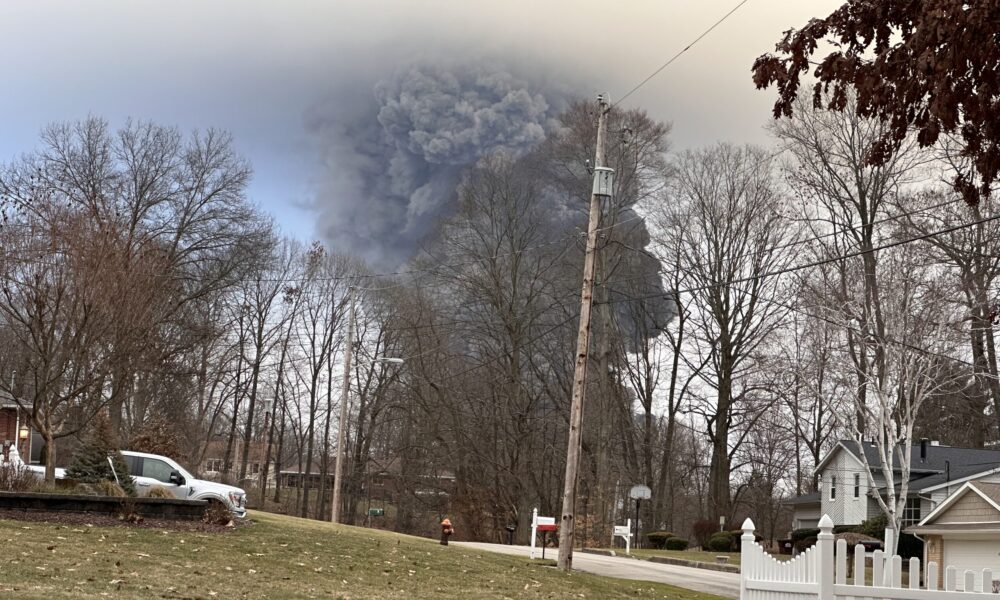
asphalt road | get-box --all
[455,542,740,598]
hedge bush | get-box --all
[858,514,922,559]
[791,527,821,542]
[708,531,735,552]
[859,514,887,540]
[0,463,38,492]
[665,537,690,550]
[692,519,718,549]
[833,525,861,534]
[645,531,675,549]
[145,486,175,499]
[794,536,817,552]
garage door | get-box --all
[943,539,1000,591]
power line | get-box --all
[614,0,753,108]
[599,213,1000,305]
[601,196,967,290]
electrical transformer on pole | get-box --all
[557,94,613,572]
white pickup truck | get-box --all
[121,451,247,518]
[27,450,247,518]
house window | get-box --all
[830,476,837,500]
[205,458,223,472]
[854,473,860,498]
[902,498,921,525]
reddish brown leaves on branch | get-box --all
[752,0,1000,204]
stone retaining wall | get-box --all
[0,491,208,520]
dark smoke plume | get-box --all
[307,63,570,267]
[307,60,675,341]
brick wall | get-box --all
[0,409,15,443]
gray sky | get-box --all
[0,0,842,242]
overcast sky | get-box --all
[0,0,842,245]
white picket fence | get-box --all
[741,515,999,600]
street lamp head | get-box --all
[377,357,404,365]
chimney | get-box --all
[920,438,929,462]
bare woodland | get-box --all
[1,96,996,545]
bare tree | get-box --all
[841,247,968,555]
[772,96,927,434]
[665,143,796,524]
[894,189,1000,440]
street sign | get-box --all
[368,508,385,517]
[629,484,652,500]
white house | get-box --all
[787,440,1000,531]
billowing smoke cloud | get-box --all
[307,63,571,267]
[307,60,675,342]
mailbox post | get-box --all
[530,508,558,559]
[613,519,632,555]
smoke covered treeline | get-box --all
[2,86,998,548]
[0,100,684,539]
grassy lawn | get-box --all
[0,510,728,599]
[621,549,793,566]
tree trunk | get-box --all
[708,357,733,524]
[238,329,265,481]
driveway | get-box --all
[455,542,740,598]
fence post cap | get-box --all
[741,517,755,534]
[818,514,834,530]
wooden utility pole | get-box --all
[558,94,612,572]
[331,286,355,523]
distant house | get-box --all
[0,391,32,464]
[277,463,330,489]
[786,491,823,530]
[787,439,1000,530]
[199,440,276,488]
[907,481,1000,590]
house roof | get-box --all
[0,390,18,409]
[972,482,1000,505]
[788,441,1000,506]
[830,440,1000,492]
[783,491,821,506]
[907,482,1000,536]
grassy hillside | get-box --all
[0,510,725,599]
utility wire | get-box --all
[598,213,1000,305]
[613,0,753,108]
[602,197,969,289]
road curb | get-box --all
[580,548,741,573]
[644,555,740,573]
[580,548,635,558]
